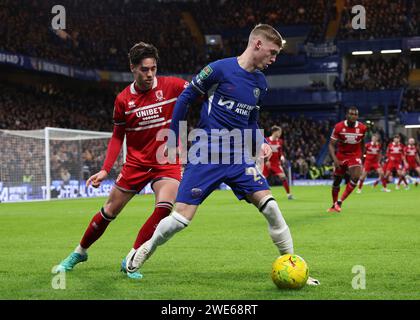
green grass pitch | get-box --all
[0,185,419,300]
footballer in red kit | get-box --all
[327,107,367,212]
[57,42,189,279]
[403,137,420,186]
[357,134,389,193]
[383,135,408,190]
[263,126,294,200]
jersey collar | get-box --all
[344,120,359,128]
[130,77,158,95]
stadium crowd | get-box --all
[400,87,420,113]
[193,0,327,33]
[0,0,334,74]
[342,55,410,91]
[0,0,203,74]
[337,0,419,40]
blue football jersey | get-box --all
[187,57,268,163]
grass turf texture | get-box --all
[0,185,419,300]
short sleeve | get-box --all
[330,124,339,140]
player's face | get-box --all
[372,135,378,143]
[131,58,157,91]
[273,129,282,138]
[256,39,281,70]
[408,138,415,145]
[346,109,358,123]
[393,136,400,143]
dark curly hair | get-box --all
[128,42,159,65]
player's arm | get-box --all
[87,98,125,188]
[328,139,340,167]
[168,62,222,148]
[248,106,271,160]
[329,127,341,167]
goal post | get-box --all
[0,127,126,202]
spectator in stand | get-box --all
[401,87,420,113]
[342,55,409,91]
[337,0,417,40]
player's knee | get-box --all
[102,203,120,218]
[100,207,116,221]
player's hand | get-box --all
[86,170,108,188]
[280,155,285,163]
[260,143,272,160]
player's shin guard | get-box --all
[132,202,173,250]
[128,212,190,271]
[258,195,294,255]
[150,211,189,248]
[340,180,357,202]
[79,208,114,249]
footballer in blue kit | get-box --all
[174,54,270,205]
[125,24,320,286]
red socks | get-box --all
[282,179,290,194]
[80,208,114,249]
[133,202,173,250]
[340,180,357,202]
[358,178,365,190]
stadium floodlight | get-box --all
[404,125,420,128]
[351,51,373,55]
[410,48,420,51]
[380,49,402,54]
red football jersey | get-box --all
[386,142,405,162]
[113,76,189,167]
[331,120,367,157]
[364,141,382,162]
[404,144,418,162]
[266,136,284,166]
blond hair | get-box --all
[249,24,285,48]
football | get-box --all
[271,254,309,289]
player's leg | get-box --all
[122,178,180,278]
[377,166,390,192]
[381,163,392,190]
[247,190,293,254]
[336,163,362,210]
[398,168,409,190]
[131,178,179,250]
[328,174,343,212]
[357,168,368,193]
[276,168,293,200]
[126,202,197,273]
[246,189,319,285]
[126,163,223,273]
[58,186,134,271]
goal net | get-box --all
[0,127,126,202]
